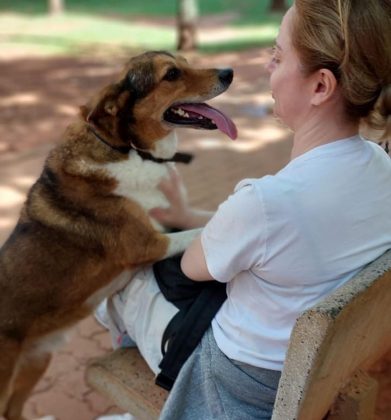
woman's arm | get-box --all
[180,236,214,281]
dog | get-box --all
[0,50,237,420]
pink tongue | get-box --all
[179,103,238,140]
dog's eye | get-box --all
[163,67,182,82]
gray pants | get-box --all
[160,327,281,420]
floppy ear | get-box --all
[80,84,130,125]
[79,104,90,121]
[103,100,119,117]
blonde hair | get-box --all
[291,0,391,140]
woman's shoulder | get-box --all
[234,175,295,209]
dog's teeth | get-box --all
[171,108,192,118]
[173,108,186,117]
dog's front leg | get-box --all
[163,228,202,258]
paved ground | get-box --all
[0,49,390,419]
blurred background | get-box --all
[0,0,291,154]
[0,1,389,419]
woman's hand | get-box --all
[149,166,192,229]
[149,166,214,230]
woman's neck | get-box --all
[291,114,359,160]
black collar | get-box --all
[90,127,193,164]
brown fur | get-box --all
[0,51,233,420]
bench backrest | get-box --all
[272,250,391,420]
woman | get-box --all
[99,1,391,418]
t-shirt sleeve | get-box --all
[201,180,267,283]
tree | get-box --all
[270,0,287,11]
[177,0,199,51]
[49,0,64,15]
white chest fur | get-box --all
[100,133,178,229]
[105,155,171,209]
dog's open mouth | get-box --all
[163,103,237,140]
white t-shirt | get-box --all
[201,136,391,371]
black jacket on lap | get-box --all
[153,254,227,390]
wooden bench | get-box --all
[86,250,391,420]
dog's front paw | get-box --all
[164,228,202,258]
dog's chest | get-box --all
[102,155,171,216]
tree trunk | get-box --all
[49,0,64,15]
[270,0,286,11]
[177,0,199,51]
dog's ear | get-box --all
[80,84,131,125]
[79,105,90,121]
[103,100,119,117]
[80,103,98,124]
[80,61,155,125]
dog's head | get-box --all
[80,51,237,153]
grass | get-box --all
[0,0,293,57]
[0,13,176,55]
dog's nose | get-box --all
[218,68,233,86]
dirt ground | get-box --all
[0,47,390,419]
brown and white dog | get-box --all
[0,51,237,420]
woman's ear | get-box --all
[311,69,338,106]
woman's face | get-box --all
[266,7,313,130]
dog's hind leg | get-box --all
[4,348,52,420]
[0,337,21,419]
